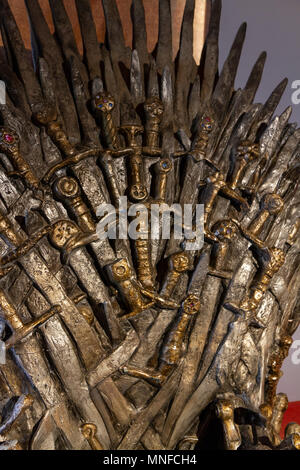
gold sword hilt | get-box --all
[160,252,191,298]
[120,125,148,202]
[216,399,241,450]
[266,335,293,406]
[0,289,61,349]
[33,103,76,157]
[227,140,260,190]
[92,92,118,149]
[81,423,104,450]
[224,246,285,328]
[49,219,98,262]
[153,157,173,202]
[160,294,201,367]
[120,295,200,386]
[208,219,239,279]
[247,193,284,238]
[270,393,289,446]
[144,97,164,150]
[0,211,23,247]
[54,176,96,233]
[189,115,214,163]
[0,127,40,190]
[107,258,154,319]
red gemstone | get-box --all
[4,134,13,143]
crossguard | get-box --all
[120,125,144,147]
[107,258,154,319]
[5,305,62,349]
[139,287,179,310]
[232,194,284,249]
[42,147,132,185]
[200,172,249,231]
[0,288,61,349]
[54,176,96,233]
[49,220,98,263]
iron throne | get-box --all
[0,0,299,451]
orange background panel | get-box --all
[1,0,207,62]
[4,0,158,54]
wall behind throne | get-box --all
[1,0,208,62]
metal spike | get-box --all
[100,45,120,126]
[244,51,267,102]
[0,0,43,109]
[0,63,31,117]
[130,50,145,106]
[189,75,201,126]
[147,56,160,98]
[175,0,197,131]
[178,0,195,61]
[200,0,222,104]
[211,22,247,121]
[25,0,62,64]
[260,106,292,159]
[102,0,130,67]
[37,58,56,109]
[248,78,288,140]
[161,65,174,154]
[112,60,133,105]
[48,0,89,91]
[216,103,262,167]
[75,0,102,81]
[101,46,118,99]
[260,78,289,122]
[70,56,99,146]
[0,20,13,67]
[131,0,149,66]
[188,249,210,297]
[156,0,172,73]
[213,90,258,166]
[49,0,79,59]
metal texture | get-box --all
[0,0,298,451]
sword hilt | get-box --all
[0,128,40,190]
